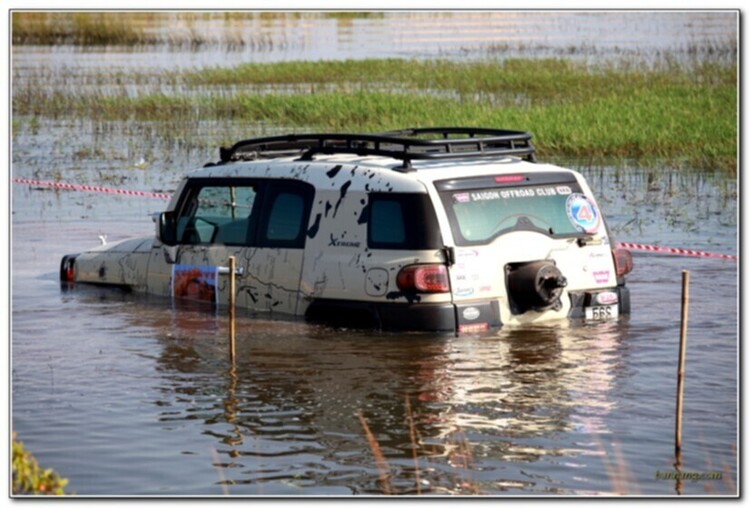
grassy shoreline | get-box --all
[11,12,384,46]
[13,58,736,173]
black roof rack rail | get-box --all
[216,127,536,171]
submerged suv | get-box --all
[60,128,633,333]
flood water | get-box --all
[10,11,738,497]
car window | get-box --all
[266,192,305,242]
[440,181,596,245]
[370,200,406,245]
[366,193,442,250]
[177,179,313,248]
[258,182,314,249]
[177,184,258,245]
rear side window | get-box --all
[257,183,314,249]
[265,192,305,242]
[366,193,442,250]
[370,200,406,245]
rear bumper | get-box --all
[305,299,503,333]
[306,285,630,333]
[305,299,461,332]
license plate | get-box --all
[585,305,619,321]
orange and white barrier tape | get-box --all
[13,178,172,200]
[617,242,737,262]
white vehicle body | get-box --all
[61,128,632,332]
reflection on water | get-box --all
[57,291,634,494]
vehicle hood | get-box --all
[85,237,154,254]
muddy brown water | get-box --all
[10,143,739,497]
[11,12,737,496]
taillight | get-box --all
[612,248,633,277]
[397,264,450,293]
[494,174,526,184]
[60,254,77,283]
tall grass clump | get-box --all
[178,58,738,173]
[12,11,346,47]
[12,12,149,45]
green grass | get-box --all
[12,58,737,173]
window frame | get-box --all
[174,177,315,249]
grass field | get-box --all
[13,56,736,173]
[12,12,737,172]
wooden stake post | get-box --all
[228,256,236,364]
[675,270,690,455]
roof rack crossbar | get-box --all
[218,127,535,166]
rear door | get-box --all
[435,171,617,320]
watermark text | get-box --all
[655,470,722,482]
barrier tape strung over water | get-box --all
[12,178,172,200]
[616,242,737,261]
[13,177,737,262]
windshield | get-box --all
[441,182,601,245]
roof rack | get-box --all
[216,127,536,171]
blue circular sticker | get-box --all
[566,194,601,233]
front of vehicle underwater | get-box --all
[59,187,186,292]
[59,235,154,291]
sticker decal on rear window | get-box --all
[442,180,592,244]
[566,194,601,233]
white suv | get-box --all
[60,128,633,333]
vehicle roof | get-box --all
[188,154,580,193]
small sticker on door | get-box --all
[172,264,219,305]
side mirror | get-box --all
[158,211,178,246]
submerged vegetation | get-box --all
[13,57,737,172]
